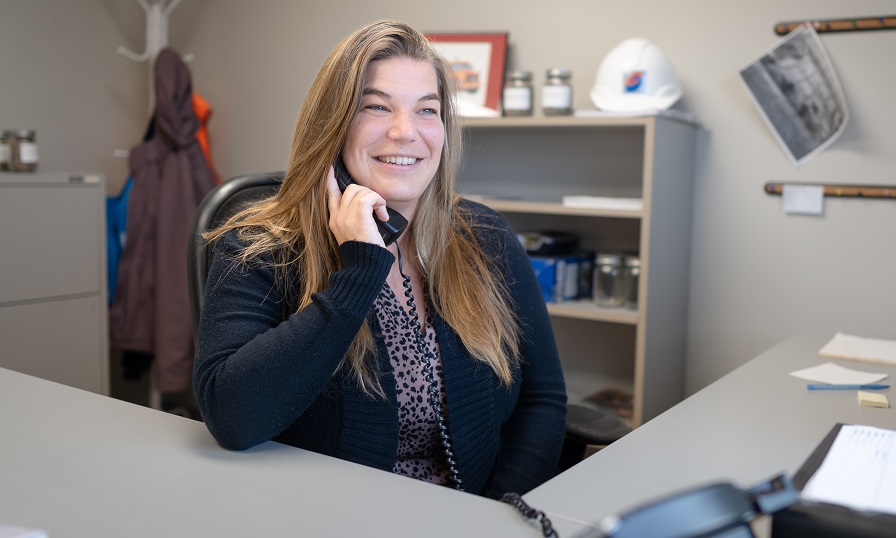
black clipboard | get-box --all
[771,423,896,537]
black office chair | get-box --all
[558,402,632,471]
[187,172,284,336]
[186,171,631,466]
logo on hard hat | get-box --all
[624,71,645,94]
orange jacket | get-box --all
[193,92,221,183]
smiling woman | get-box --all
[341,57,445,220]
[192,19,567,501]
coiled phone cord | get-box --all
[395,243,464,492]
[395,243,556,537]
[501,493,559,538]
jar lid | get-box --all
[508,70,532,81]
[595,253,622,265]
[546,68,571,79]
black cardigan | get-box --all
[193,200,567,498]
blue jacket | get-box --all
[105,176,133,303]
[193,200,567,498]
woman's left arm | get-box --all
[483,216,568,498]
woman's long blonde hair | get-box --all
[206,20,519,395]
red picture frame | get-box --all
[426,32,508,112]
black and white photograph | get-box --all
[740,24,848,166]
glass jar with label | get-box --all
[10,129,39,172]
[0,130,11,171]
[624,256,641,309]
[593,253,626,307]
[541,68,573,116]
[503,70,533,116]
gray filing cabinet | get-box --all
[0,172,109,394]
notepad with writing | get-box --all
[771,423,896,537]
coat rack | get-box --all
[114,0,194,160]
[764,182,896,199]
[117,0,194,112]
[775,15,896,36]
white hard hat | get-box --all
[590,38,682,112]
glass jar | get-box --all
[541,68,573,116]
[10,129,39,172]
[624,256,641,309]
[593,253,626,307]
[503,70,533,116]
[0,130,10,171]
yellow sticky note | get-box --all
[857,391,890,408]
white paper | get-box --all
[802,425,896,516]
[561,195,643,211]
[574,108,699,125]
[0,524,48,538]
[788,362,888,385]
[782,185,824,215]
[820,332,896,366]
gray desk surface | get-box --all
[5,333,894,537]
[525,333,896,532]
[0,367,585,538]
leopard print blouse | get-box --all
[373,283,451,486]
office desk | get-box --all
[5,334,893,537]
[525,333,896,532]
[0,367,585,538]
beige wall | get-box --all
[3,0,894,394]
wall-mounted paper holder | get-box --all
[764,182,896,199]
[775,15,896,36]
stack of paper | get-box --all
[819,332,896,366]
[857,391,890,408]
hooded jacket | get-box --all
[109,48,216,392]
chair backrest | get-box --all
[187,172,284,337]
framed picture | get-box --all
[426,32,508,115]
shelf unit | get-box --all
[458,115,698,426]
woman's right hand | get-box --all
[325,165,391,247]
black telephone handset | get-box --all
[333,157,408,247]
